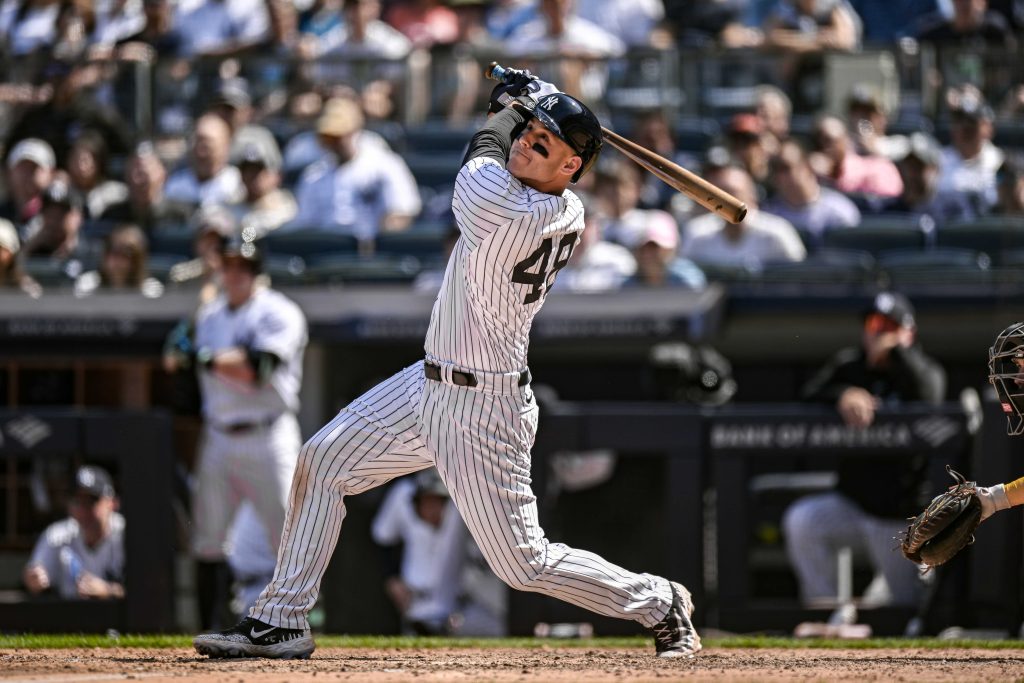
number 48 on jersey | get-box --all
[511,234,577,304]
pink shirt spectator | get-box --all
[832,152,904,198]
[386,1,459,47]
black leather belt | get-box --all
[424,362,530,388]
[211,415,280,435]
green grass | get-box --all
[2,634,1024,650]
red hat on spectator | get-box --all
[727,113,763,138]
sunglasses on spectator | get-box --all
[864,312,901,334]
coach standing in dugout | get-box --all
[167,238,308,630]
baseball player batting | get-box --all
[194,73,700,660]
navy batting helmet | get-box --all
[989,321,1024,435]
[529,93,603,183]
[222,237,263,274]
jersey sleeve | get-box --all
[453,159,534,248]
[250,298,308,361]
[27,527,60,579]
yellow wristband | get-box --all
[1004,476,1024,508]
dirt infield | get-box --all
[4,646,1024,682]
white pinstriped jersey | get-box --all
[246,116,679,639]
[424,158,585,374]
[194,288,308,424]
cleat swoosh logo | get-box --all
[250,626,275,639]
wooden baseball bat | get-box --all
[485,62,748,224]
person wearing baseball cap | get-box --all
[230,138,297,239]
[2,138,56,227]
[23,465,126,600]
[937,88,1005,211]
[783,291,946,613]
[371,468,505,636]
[845,83,909,161]
[881,132,975,225]
[20,177,88,264]
[623,213,706,290]
[724,113,772,189]
[102,141,192,232]
[290,96,421,242]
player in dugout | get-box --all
[193,71,700,660]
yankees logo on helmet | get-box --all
[539,96,560,111]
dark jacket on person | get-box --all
[801,344,947,518]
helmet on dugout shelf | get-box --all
[989,322,1024,435]
[529,93,603,183]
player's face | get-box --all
[415,494,446,528]
[507,119,582,192]
[222,258,256,306]
[1013,356,1024,387]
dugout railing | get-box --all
[527,397,1020,637]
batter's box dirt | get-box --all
[4,647,1024,682]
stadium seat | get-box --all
[405,152,464,190]
[674,117,720,153]
[263,254,308,286]
[260,229,359,260]
[304,253,421,284]
[759,249,876,286]
[692,262,758,284]
[935,216,1024,264]
[877,248,991,287]
[375,223,451,262]
[22,258,78,287]
[146,253,182,283]
[822,215,930,254]
[403,123,473,155]
[148,228,195,258]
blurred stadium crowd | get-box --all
[0,0,1022,297]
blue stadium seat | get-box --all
[260,229,359,259]
[822,215,930,254]
[375,222,451,262]
[759,249,876,286]
[148,228,195,258]
[935,216,1024,264]
[304,253,421,284]
[403,123,473,155]
[674,117,720,153]
[405,152,464,190]
[877,248,991,287]
[22,258,77,286]
[146,253,182,282]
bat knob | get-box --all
[485,62,506,82]
[734,204,748,224]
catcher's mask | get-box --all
[988,321,1024,435]
[529,93,603,183]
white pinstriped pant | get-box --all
[192,414,301,561]
[251,360,675,630]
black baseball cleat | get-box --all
[193,616,315,659]
[652,581,702,658]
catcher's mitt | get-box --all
[901,466,982,568]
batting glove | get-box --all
[488,69,560,114]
